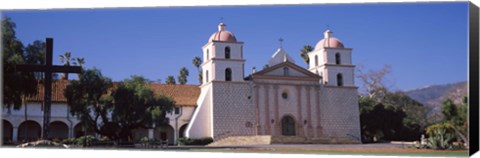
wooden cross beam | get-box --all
[16,38,82,140]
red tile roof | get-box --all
[27,80,200,107]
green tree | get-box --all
[2,17,39,110]
[64,68,114,139]
[59,52,73,80]
[73,57,85,67]
[360,97,407,142]
[24,40,46,79]
[111,76,175,141]
[192,56,202,84]
[358,65,428,142]
[166,75,176,84]
[178,67,189,85]
[424,98,469,149]
[72,57,86,79]
[299,45,313,64]
[440,98,468,147]
[383,91,428,128]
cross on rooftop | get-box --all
[278,38,284,48]
[16,38,82,140]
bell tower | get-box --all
[308,29,355,87]
[201,22,245,84]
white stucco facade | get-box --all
[2,100,196,144]
[186,23,361,143]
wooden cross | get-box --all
[16,38,82,140]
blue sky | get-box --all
[2,2,468,91]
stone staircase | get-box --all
[271,136,360,144]
[207,135,360,146]
[207,135,272,146]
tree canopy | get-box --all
[64,68,114,139]
[2,17,40,110]
[299,45,313,64]
[357,65,428,142]
[165,75,176,84]
[111,75,175,141]
[178,67,189,85]
[192,56,202,84]
[360,92,427,142]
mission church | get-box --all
[2,22,361,145]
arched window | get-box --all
[225,47,231,59]
[225,68,232,81]
[206,70,209,82]
[335,53,341,65]
[315,55,319,66]
[337,73,343,86]
[283,67,289,76]
[206,49,210,60]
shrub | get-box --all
[177,137,213,145]
[426,123,456,150]
[61,138,76,145]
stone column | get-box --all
[295,86,304,137]
[273,85,280,136]
[254,85,261,135]
[69,126,73,138]
[315,86,322,138]
[264,84,271,135]
[12,127,18,142]
[306,86,312,137]
[148,124,155,140]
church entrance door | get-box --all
[281,115,296,136]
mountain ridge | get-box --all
[404,81,467,121]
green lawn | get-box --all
[189,148,469,157]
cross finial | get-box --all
[220,17,224,23]
[326,25,330,30]
[278,38,284,48]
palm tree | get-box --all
[73,57,85,79]
[74,57,85,68]
[192,56,202,84]
[165,76,176,85]
[178,67,189,85]
[59,52,72,80]
[299,45,313,64]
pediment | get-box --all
[253,61,321,79]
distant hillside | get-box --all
[405,81,467,121]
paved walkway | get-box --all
[157,142,413,150]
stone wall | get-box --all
[319,86,361,142]
[211,81,256,139]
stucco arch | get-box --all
[49,121,69,140]
[154,124,174,145]
[178,123,188,138]
[2,119,13,143]
[18,120,41,142]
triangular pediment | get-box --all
[253,61,321,79]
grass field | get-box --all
[190,148,469,157]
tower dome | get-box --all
[208,23,237,42]
[314,29,344,50]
